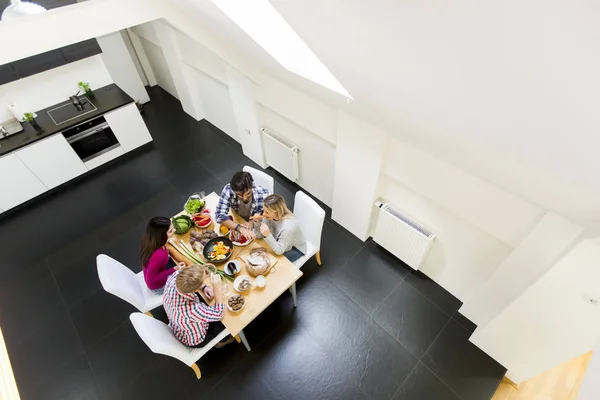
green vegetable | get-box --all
[184,198,205,214]
[207,265,234,282]
[172,215,193,234]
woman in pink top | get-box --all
[139,216,185,294]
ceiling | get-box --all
[174,1,600,226]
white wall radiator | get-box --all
[373,201,436,270]
[260,127,299,182]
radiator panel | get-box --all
[373,203,435,270]
[261,127,299,182]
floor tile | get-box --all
[168,159,222,198]
[54,253,102,308]
[392,362,462,400]
[198,145,247,182]
[254,323,370,400]
[364,239,412,279]
[0,260,65,347]
[45,232,101,274]
[87,322,162,398]
[423,319,506,400]
[22,355,100,400]
[454,311,478,334]
[347,324,418,400]
[373,280,451,357]
[99,220,146,273]
[9,311,83,392]
[70,289,136,349]
[331,247,404,313]
[133,185,187,221]
[92,210,144,245]
[109,358,191,400]
[404,269,462,315]
[318,220,365,276]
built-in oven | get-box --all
[62,116,120,162]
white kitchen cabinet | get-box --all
[16,134,87,189]
[104,103,152,152]
[0,153,47,211]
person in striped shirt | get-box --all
[163,264,235,348]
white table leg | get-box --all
[291,282,297,307]
[238,329,251,352]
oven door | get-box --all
[66,124,120,162]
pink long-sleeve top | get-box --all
[143,247,175,290]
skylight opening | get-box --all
[211,0,352,99]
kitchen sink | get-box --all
[47,96,97,125]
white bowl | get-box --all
[227,294,245,313]
[234,275,252,292]
[254,275,267,288]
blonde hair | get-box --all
[176,264,208,293]
[263,194,292,220]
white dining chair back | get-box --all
[96,254,162,314]
[130,312,232,379]
[293,191,325,269]
[243,165,274,193]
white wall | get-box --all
[0,0,164,64]
[471,240,600,383]
[138,37,178,100]
[97,31,149,103]
[462,212,584,326]
[0,56,113,121]
[333,111,386,240]
[187,66,238,140]
[378,175,513,300]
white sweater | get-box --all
[254,215,307,255]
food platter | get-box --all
[202,237,233,263]
[229,229,253,246]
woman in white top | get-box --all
[253,194,307,263]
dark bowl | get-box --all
[202,236,234,263]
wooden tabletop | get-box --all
[167,192,302,336]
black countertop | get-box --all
[0,84,133,157]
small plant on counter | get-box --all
[22,112,42,132]
[78,81,94,98]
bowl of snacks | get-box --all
[202,237,233,263]
[234,275,252,292]
[224,260,241,277]
[229,229,252,246]
[227,294,245,312]
[184,193,205,215]
[192,212,212,228]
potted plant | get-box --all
[21,112,42,132]
[78,81,94,98]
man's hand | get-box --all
[241,226,256,240]
[260,223,271,237]
[202,285,214,300]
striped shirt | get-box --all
[215,183,271,223]
[162,272,224,346]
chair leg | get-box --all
[291,282,297,308]
[234,335,241,343]
[144,311,153,317]
[238,330,251,352]
[191,363,201,379]
[316,251,322,265]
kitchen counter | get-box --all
[0,83,133,157]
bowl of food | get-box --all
[229,229,252,246]
[227,294,245,312]
[192,212,212,228]
[202,237,233,263]
[224,260,241,277]
[171,215,193,234]
[184,194,205,215]
[234,275,252,292]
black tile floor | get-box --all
[0,86,506,400]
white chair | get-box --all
[129,313,251,379]
[243,165,274,193]
[290,191,326,306]
[97,254,163,316]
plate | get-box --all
[227,294,245,313]
[234,275,252,292]
[229,230,253,246]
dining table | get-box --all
[167,192,303,350]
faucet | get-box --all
[69,91,88,111]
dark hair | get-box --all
[140,216,171,268]
[230,171,254,193]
